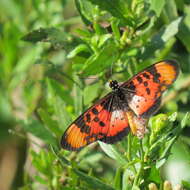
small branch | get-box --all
[126,134,137,174]
[132,140,144,188]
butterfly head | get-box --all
[109,80,119,90]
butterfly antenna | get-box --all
[78,76,98,80]
[110,61,114,77]
[121,87,136,94]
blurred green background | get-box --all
[0,0,190,189]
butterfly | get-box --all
[61,60,180,151]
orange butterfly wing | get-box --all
[122,60,179,117]
[61,94,130,151]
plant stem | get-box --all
[132,140,144,189]
[126,134,137,174]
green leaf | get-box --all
[83,82,100,105]
[73,75,83,115]
[182,180,190,190]
[21,119,57,146]
[22,28,49,43]
[168,112,178,122]
[23,80,41,115]
[163,0,178,22]
[46,79,73,105]
[111,19,121,40]
[75,28,93,38]
[181,112,190,129]
[31,150,55,176]
[99,142,127,165]
[150,0,166,17]
[155,137,176,168]
[82,41,119,76]
[87,0,134,26]
[50,145,70,166]
[161,17,182,40]
[149,113,172,145]
[150,114,169,133]
[140,17,182,60]
[38,108,62,137]
[156,158,167,169]
[11,47,42,84]
[75,0,95,24]
[34,175,47,185]
[54,96,72,130]
[175,0,184,12]
[114,167,123,190]
[178,6,190,52]
[122,169,133,190]
[22,27,73,48]
[0,0,23,25]
[132,186,140,190]
[79,152,103,168]
[46,78,72,129]
[73,169,115,190]
[67,44,91,58]
[144,165,161,184]
[98,34,112,48]
[93,22,107,35]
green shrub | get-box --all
[1,0,190,189]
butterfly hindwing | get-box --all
[100,95,130,143]
[122,60,179,118]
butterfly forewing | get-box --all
[122,60,179,117]
[61,93,130,151]
[61,94,112,151]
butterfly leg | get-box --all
[126,111,148,138]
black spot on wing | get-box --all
[143,81,148,87]
[75,116,85,128]
[86,113,91,122]
[143,73,150,79]
[92,107,99,115]
[128,81,136,91]
[94,117,99,122]
[146,88,151,95]
[80,125,90,133]
[99,121,105,127]
[148,66,160,83]
[155,73,161,79]
[75,116,91,134]
[137,76,143,83]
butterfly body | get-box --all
[61,60,179,151]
